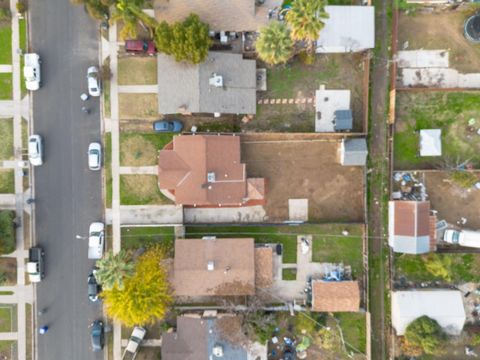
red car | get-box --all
[125,40,156,56]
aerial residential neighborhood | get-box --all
[0,0,479,358]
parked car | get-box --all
[88,222,105,260]
[24,53,41,91]
[152,120,183,133]
[28,134,43,166]
[123,327,147,358]
[444,229,480,248]
[87,66,101,97]
[90,320,104,352]
[125,40,156,56]
[88,142,102,171]
[26,247,45,283]
[87,268,101,302]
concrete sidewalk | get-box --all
[117,85,158,93]
[119,166,158,175]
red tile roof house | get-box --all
[158,134,265,208]
[311,281,360,312]
[388,200,437,254]
[172,238,273,297]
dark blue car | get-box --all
[90,320,104,352]
[153,120,183,133]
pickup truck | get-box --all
[122,327,146,360]
[444,229,480,248]
[27,247,45,283]
[24,53,41,91]
[88,222,105,260]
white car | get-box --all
[28,135,43,166]
[24,53,41,91]
[124,327,147,356]
[87,66,101,97]
[88,142,102,171]
[88,222,105,260]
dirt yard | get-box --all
[422,171,480,229]
[242,139,364,222]
[398,6,480,73]
[118,93,158,120]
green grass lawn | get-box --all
[0,340,15,359]
[185,224,364,266]
[0,170,14,193]
[0,23,12,64]
[395,92,480,169]
[117,57,157,85]
[120,132,173,166]
[0,119,13,159]
[395,253,480,283]
[104,133,112,208]
[0,306,14,332]
[282,268,297,280]
[19,18,26,97]
[121,226,174,252]
[335,313,366,354]
[0,73,12,100]
[120,175,173,205]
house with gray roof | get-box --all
[339,138,368,166]
[157,52,257,115]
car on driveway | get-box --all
[88,222,105,260]
[153,120,183,133]
[24,53,41,91]
[123,326,147,358]
[88,142,101,171]
[87,66,101,97]
[28,135,43,166]
[87,268,101,302]
[125,40,156,56]
[90,320,104,352]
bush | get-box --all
[298,50,315,65]
[404,316,445,355]
[0,212,15,255]
[0,8,11,21]
[450,170,478,189]
[16,1,27,14]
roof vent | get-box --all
[207,172,216,183]
[207,261,215,271]
[212,345,224,357]
[209,73,223,87]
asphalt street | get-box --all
[29,0,104,358]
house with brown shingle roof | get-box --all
[158,134,265,207]
[388,200,437,254]
[311,280,360,312]
[173,238,273,297]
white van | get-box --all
[444,229,480,248]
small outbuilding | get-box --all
[339,138,368,166]
[392,290,466,336]
[419,129,442,157]
[311,280,360,312]
[315,85,351,132]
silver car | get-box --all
[88,142,101,171]
[28,135,43,166]
[87,66,101,97]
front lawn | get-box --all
[121,226,174,251]
[0,73,12,99]
[120,175,173,205]
[0,170,14,193]
[0,22,11,64]
[118,93,158,119]
[120,132,173,166]
[394,92,480,169]
[0,305,15,332]
[282,268,297,280]
[0,119,13,159]
[118,57,157,85]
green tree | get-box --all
[256,21,293,65]
[95,250,135,290]
[102,246,172,327]
[404,316,445,355]
[154,14,211,64]
[0,211,15,255]
[423,254,452,282]
[285,0,328,46]
[111,0,158,39]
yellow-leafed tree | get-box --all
[102,245,172,326]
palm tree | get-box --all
[285,0,329,45]
[110,0,158,39]
[256,21,293,65]
[95,250,135,290]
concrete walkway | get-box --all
[0,65,13,72]
[184,205,267,223]
[117,85,158,93]
[119,166,158,175]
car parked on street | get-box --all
[87,268,101,302]
[88,222,105,260]
[24,53,41,91]
[125,40,156,56]
[88,142,102,171]
[90,320,104,352]
[87,66,101,97]
[152,120,183,133]
[26,247,45,283]
[28,134,43,166]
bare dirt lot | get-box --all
[241,139,364,222]
[422,170,480,229]
[398,6,480,73]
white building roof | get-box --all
[315,85,350,132]
[420,129,442,157]
[392,290,466,336]
[316,6,375,54]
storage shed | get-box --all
[339,138,368,166]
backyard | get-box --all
[242,139,365,222]
[398,6,480,73]
[394,91,480,169]
[119,132,173,166]
[248,53,367,132]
